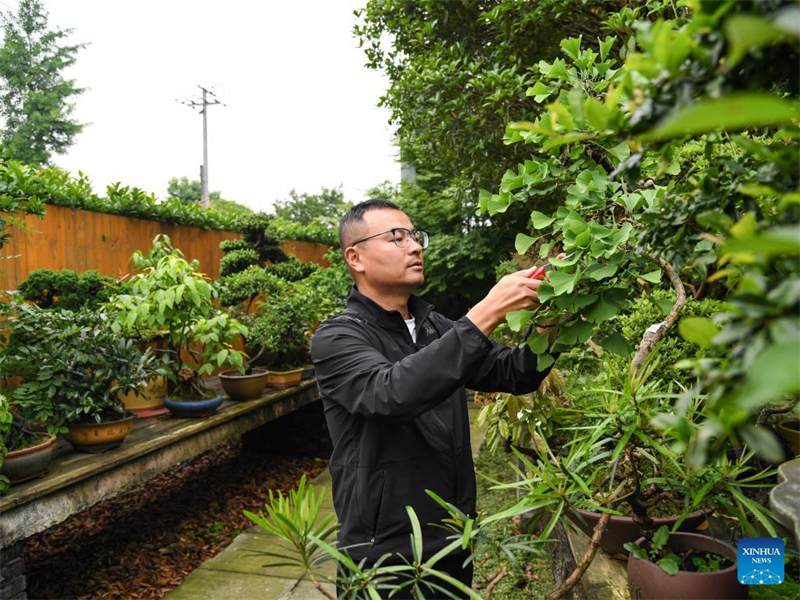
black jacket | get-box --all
[310,287,555,563]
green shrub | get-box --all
[602,290,726,388]
[248,282,318,368]
[0,160,243,231]
[0,303,162,432]
[268,256,319,282]
[298,251,352,321]
[17,268,124,310]
[269,217,339,247]
[219,239,251,253]
[217,267,286,308]
[220,248,260,278]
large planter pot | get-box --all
[777,419,800,456]
[63,411,136,453]
[218,368,268,401]
[567,507,709,556]
[0,433,57,484]
[301,365,315,381]
[118,375,169,418]
[628,532,745,600]
[164,394,223,418]
[266,367,305,389]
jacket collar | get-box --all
[346,286,434,332]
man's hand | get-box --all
[466,266,544,337]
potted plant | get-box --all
[107,235,249,417]
[0,302,162,453]
[625,526,744,600]
[248,281,317,389]
[0,391,57,489]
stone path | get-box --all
[165,402,488,600]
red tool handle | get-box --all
[529,265,548,281]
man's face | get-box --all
[345,208,424,292]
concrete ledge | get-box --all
[0,380,319,547]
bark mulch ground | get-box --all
[24,440,328,600]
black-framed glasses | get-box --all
[350,227,429,249]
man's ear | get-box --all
[344,246,366,274]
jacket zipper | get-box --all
[420,317,459,503]
[370,471,386,544]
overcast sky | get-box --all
[13,0,400,212]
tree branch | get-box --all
[755,400,798,427]
[484,566,507,600]
[547,488,629,600]
[630,253,686,373]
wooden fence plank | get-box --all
[0,206,330,291]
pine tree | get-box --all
[0,0,85,165]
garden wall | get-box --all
[0,206,330,291]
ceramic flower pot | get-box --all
[776,419,800,456]
[301,365,315,380]
[218,368,268,401]
[118,374,169,418]
[567,507,709,556]
[164,394,223,418]
[628,532,745,600]
[0,433,57,484]
[265,367,305,389]
[64,411,136,453]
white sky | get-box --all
[14,0,400,212]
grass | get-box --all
[472,441,555,599]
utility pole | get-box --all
[180,85,224,207]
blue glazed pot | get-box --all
[164,394,223,417]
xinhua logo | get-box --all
[738,538,784,585]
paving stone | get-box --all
[280,579,337,600]
[168,397,488,598]
[770,457,800,542]
[199,532,309,579]
[164,566,296,600]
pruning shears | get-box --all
[528,252,574,282]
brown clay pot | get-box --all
[218,368,268,401]
[777,419,800,456]
[628,532,745,600]
[0,433,57,484]
[266,367,305,389]
[567,507,709,556]
[63,411,136,453]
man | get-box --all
[311,199,557,598]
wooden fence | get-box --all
[0,205,330,291]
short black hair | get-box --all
[339,198,401,250]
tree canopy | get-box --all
[0,0,84,165]
[272,186,352,227]
[355,0,619,316]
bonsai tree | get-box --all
[17,268,125,310]
[107,235,249,402]
[0,301,162,432]
[216,257,317,315]
[215,254,325,372]
[219,212,288,277]
[247,281,318,371]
